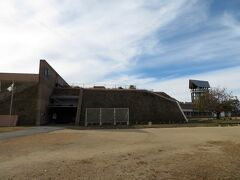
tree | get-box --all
[195,87,239,119]
[228,97,240,113]
[129,85,136,89]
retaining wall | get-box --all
[79,89,186,125]
[0,82,38,125]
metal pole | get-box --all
[85,109,88,127]
[9,81,14,126]
[100,108,102,126]
[127,108,129,126]
[114,108,116,126]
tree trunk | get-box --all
[216,112,220,119]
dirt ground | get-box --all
[0,127,240,180]
[0,127,26,133]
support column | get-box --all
[75,88,83,126]
[113,108,116,126]
[99,108,102,126]
[127,109,129,126]
[85,109,88,127]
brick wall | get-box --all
[0,115,18,126]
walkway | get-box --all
[0,126,64,141]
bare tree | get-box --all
[195,87,239,119]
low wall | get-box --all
[0,115,18,126]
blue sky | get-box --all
[0,0,240,101]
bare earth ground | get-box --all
[0,127,240,180]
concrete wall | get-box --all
[36,60,69,125]
[80,89,186,125]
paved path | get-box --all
[0,126,64,141]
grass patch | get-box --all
[67,118,240,130]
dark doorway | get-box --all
[49,107,77,124]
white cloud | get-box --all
[0,0,190,81]
[138,14,240,69]
[0,0,239,102]
[223,12,240,36]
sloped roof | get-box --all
[189,79,210,89]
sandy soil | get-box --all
[0,127,240,179]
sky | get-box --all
[0,0,240,102]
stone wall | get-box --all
[79,89,186,125]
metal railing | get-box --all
[70,83,138,89]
